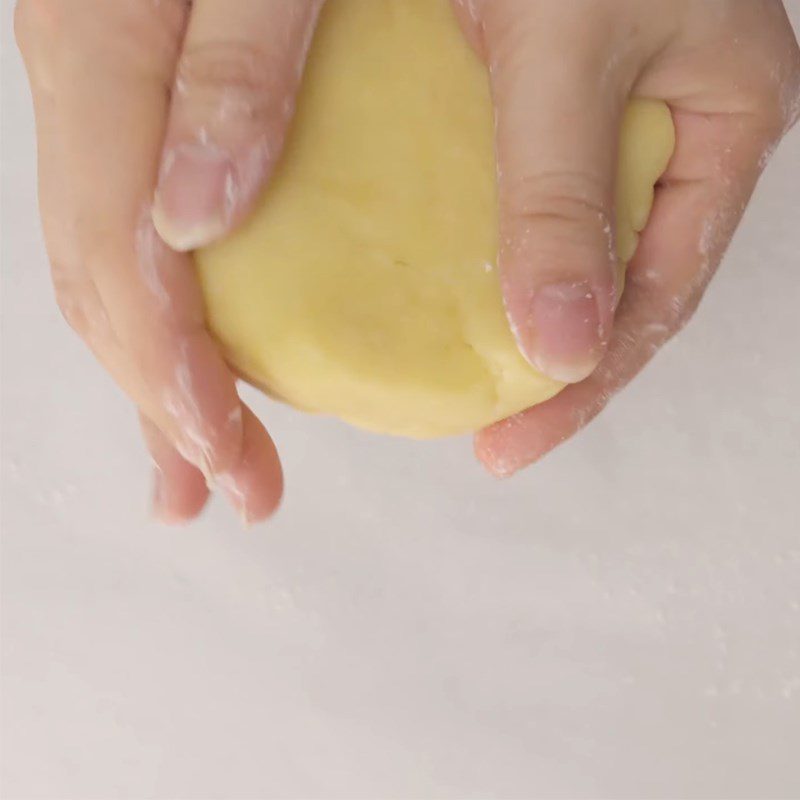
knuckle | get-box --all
[502,171,610,232]
[14,0,53,34]
[753,52,800,139]
[670,288,704,334]
[772,26,800,133]
[176,40,286,121]
[14,0,56,45]
[781,56,800,134]
[16,0,186,85]
[760,90,796,140]
[79,2,185,82]
[501,171,613,262]
[52,275,91,337]
[51,267,108,343]
[136,0,189,63]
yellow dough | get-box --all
[197,0,675,438]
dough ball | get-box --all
[196,0,675,438]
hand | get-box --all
[452,0,800,476]
[15,0,325,523]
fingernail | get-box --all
[521,281,607,383]
[152,143,234,252]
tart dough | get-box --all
[196,0,675,438]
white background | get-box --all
[2,4,800,798]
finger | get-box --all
[152,0,324,251]
[55,3,247,476]
[43,2,284,518]
[140,414,210,526]
[449,0,487,58]
[16,0,141,389]
[474,270,680,478]
[476,108,769,476]
[483,3,637,383]
[17,2,204,531]
[214,407,284,526]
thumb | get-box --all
[152,0,324,252]
[486,7,631,383]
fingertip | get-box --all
[475,389,587,478]
[141,413,210,525]
[474,418,531,479]
[215,406,283,528]
[152,462,210,526]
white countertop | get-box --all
[2,5,800,797]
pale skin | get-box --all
[15,0,800,524]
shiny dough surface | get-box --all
[197,0,675,438]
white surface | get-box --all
[2,5,800,798]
